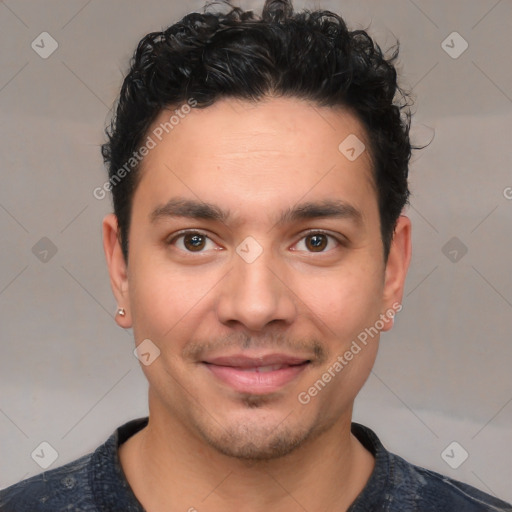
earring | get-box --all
[117,307,126,317]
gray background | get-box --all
[1,0,511,503]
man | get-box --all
[1,1,510,510]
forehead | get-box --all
[134,97,377,224]
[145,97,371,160]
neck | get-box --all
[119,394,375,512]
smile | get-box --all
[202,354,311,394]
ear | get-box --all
[380,215,412,332]
[102,213,132,328]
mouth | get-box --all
[201,354,312,394]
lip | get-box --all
[202,353,311,394]
[204,353,310,367]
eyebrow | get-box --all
[149,197,362,227]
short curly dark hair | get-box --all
[101,0,413,263]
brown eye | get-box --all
[292,231,341,253]
[168,231,217,253]
[183,233,206,251]
[305,233,328,252]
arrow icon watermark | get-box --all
[134,339,161,366]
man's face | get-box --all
[105,97,409,460]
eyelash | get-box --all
[167,229,344,254]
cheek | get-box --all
[127,255,220,342]
[294,262,384,339]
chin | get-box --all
[192,408,328,461]
[202,426,310,461]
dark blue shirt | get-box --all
[1,417,510,511]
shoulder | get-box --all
[350,423,512,512]
[0,452,96,512]
[389,451,512,511]
[0,418,148,512]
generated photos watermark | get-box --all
[298,301,402,405]
[93,98,198,200]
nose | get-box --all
[216,243,297,332]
